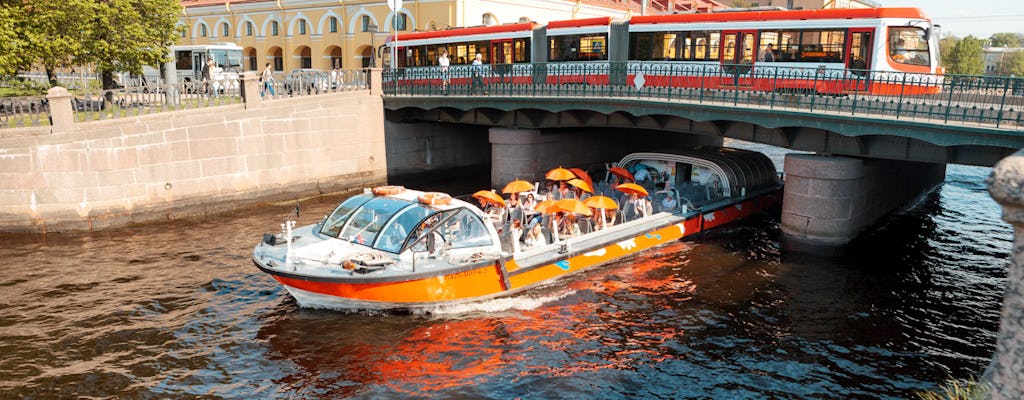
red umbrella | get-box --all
[608,166,634,181]
[615,183,649,197]
[569,168,593,188]
[545,167,576,181]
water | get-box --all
[0,144,1011,399]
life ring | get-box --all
[371,185,406,196]
[418,192,452,206]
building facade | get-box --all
[178,0,648,72]
[723,0,878,9]
[984,47,1024,75]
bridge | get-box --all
[381,62,1024,252]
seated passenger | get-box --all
[509,218,523,253]
[660,191,678,212]
[524,223,545,248]
[560,214,581,238]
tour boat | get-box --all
[252,147,782,312]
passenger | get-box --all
[625,193,652,221]
[550,212,565,241]
[522,193,537,212]
[558,181,573,199]
[660,191,678,212]
[509,218,523,253]
[560,214,581,238]
[506,194,525,226]
[524,223,545,248]
[634,167,652,182]
[603,208,617,228]
[545,181,560,200]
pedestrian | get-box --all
[471,53,486,95]
[201,59,214,97]
[438,49,450,95]
[260,63,275,99]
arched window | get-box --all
[222,23,229,37]
[329,17,338,33]
[246,21,253,36]
[482,13,498,26]
[395,13,408,31]
[299,20,307,35]
[271,21,279,36]
[200,24,208,37]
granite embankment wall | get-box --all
[0,74,386,233]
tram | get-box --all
[383,7,941,95]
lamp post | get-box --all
[367,23,378,68]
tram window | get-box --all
[514,38,530,62]
[629,32,653,61]
[550,33,607,61]
[889,27,930,66]
[797,30,845,63]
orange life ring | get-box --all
[418,192,452,206]
[371,185,406,196]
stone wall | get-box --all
[384,121,491,180]
[0,81,386,233]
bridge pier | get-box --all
[488,127,721,188]
[781,154,945,254]
[986,150,1024,399]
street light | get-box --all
[367,23,378,68]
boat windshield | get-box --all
[337,196,413,246]
[374,204,435,253]
[319,195,373,237]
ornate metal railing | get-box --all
[383,62,1024,130]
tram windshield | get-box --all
[889,27,930,66]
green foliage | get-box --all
[996,51,1024,77]
[989,32,1024,48]
[916,377,989,400]
[939,34,959,69]
[946,36,985,75]
[1,0,181,89]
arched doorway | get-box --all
[267,46,283,71]
[325,45,342,69]
[294,46,312,69]
[359,45,374,68]
[244,47,257,71]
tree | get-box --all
[946,35,985,75]
[22,0,96,86]
[0,4,30,76]
[989,32,1024,48]
[997,51,1024,77]
[78,0,182,90]
[939,34,959,70]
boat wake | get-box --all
[425,290,576,315]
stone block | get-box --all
[784,154,864,180]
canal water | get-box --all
[0,142,1010,399]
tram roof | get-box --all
[629,7,929,25]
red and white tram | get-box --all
[384,7,941,95]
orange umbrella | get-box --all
[472,190,505,207]
[502,179,534,194]
[534,199,557,214]
[545,167,576,181]
[583,195,618,210]
[608,166,634,181]
[615,183,649,197]
[566,178,593,193]
[554,198,592,216]
[569,168,593,187]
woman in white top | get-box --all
[438,49,450,94]
[524,223,545,247]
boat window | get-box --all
[338,197,411,246]
[680,165,725,205]
[375,205,435,253]
[319,195,372,237]
[407,208,493,253]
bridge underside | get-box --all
[385,97,1022,167]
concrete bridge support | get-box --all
[781,154,945,253]
[488,127,722,188]
[986,150,1024,399]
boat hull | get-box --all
[254,189,780,311]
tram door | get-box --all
[846,28,873,73]
[720,30,756,84]
[491,39,514,82]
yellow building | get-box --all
[178,0,646,72]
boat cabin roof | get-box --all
[618,147,777,197]
[317,189,497,255]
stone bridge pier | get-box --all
[781,154,946,254]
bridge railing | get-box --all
[383,62,1024,130]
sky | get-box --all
[882,0,1024,38]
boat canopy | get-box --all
[616,147,778,206]
[318,194,495,254]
